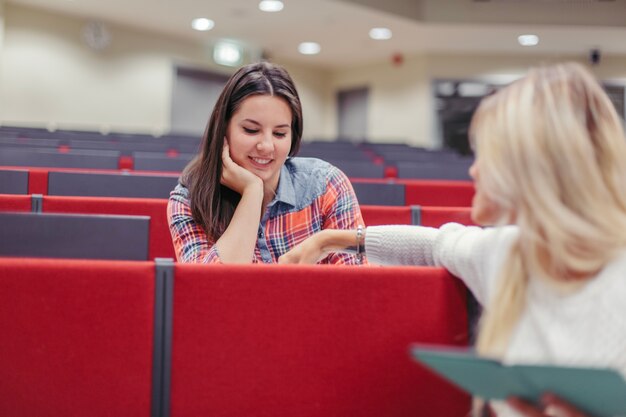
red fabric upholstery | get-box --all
[0,194,31,211]
[361,205,412,225]
[119,155,134,170]
[42,196,175,260]
[28,168,49,195]
[0,257,154,417]
[384,165,398,178]
[402,179,474,207]
[171,264,471,417]
[421,206,475,227]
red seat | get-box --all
[0,258,155,417]
[0,194,31,211]
[421,206,474,227]
[361,205,412,225]
[170,264,471,417]
[42,195,175,260]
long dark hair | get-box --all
[181,62,303,238]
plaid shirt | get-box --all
[167,157,365,264]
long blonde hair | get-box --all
[470,62,626,355]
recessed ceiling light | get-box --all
[259,0,284,12]
[213,41,243,66]
[191,18,215,31]
[518,34,539,46]
[369,27,392,40]
[298,42,321,55]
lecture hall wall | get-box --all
[1,3,626,148]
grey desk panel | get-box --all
[325,160,385,179]
[352,182,405,206]
[0,170,29,194]
[48,172,179,199]
[0,147,120,169]
[396,160,473,180]
[0,212,149,260]
[133,152,195,172]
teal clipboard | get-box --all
[409,343,626,417]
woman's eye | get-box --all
[243,127,259,134]
[274,132,287,138]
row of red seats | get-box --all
[0,194,473,260]
[0,257,471,417]
[1,166,475,207]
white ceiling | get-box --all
[6,0,626,69]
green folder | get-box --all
[409,344,626,417]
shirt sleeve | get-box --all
[318,166,366,265]
[167,185,221,264]
[365,223,518,305]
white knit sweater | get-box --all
[366,223,626,417]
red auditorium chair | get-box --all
[169,264,471,417]
[42,195,175,260]
[0,258,155,417]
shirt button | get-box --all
[258,230,263,238]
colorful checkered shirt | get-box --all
[167,157,365,264]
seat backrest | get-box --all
[0,147,120,169]
[421,206,474,227]
[133,152,195,172]
[361,205,413,225]
[0,194,31,212]
[0,169,29,194]
[326,159,385,179]
[0,257,155,417]
[0,212,150,260]
[402,179,474,207]
[396,159,473,180]
[48,171,179,199]
[170,264,471,417]
[42,195,175,260]
[352,182,405,205]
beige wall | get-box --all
[1,4,626,145]
[280,61,334,141]
[331,53,626,147]
[0,4,333,139]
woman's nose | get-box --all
[256,132,274,152]
[468,162,477,180]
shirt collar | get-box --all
[272,162,296,207]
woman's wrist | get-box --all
[319,228,366,257]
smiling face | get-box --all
[226,94,293,192]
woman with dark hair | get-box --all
[167,62,364,264]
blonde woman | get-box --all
[279,62,626,417]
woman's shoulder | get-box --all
[285,157,346,184]
[281,157,349,209]
[169,182,189,202]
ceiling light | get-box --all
[369,28,392,40]
[213,41,243,66]
[298,42,321,55]
[518,34,539,46]
[191,18,214,31]
[259,0,284,12]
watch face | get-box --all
[82,21,112,50]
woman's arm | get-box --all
[278,229,358,264]
[280,223,517,306]
[213,142,264,263]
[318,167,366,265]
[167,143,265,264]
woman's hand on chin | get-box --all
[221,141,262,194]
